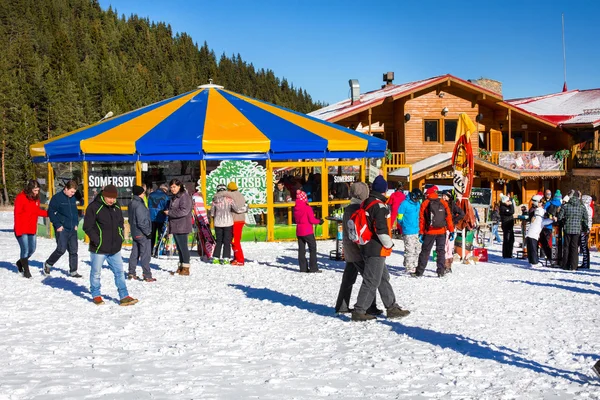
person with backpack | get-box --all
[148,184,170,253]
[351,176,410,321]
[397,188,422,274]
[557,192,589,271]
[335,182,381,315]
[499,194,515,259]
[441,190,464,273]
[293,190,323,273]
[525,202,555,268]
[413,186,454,278]
[14,180,48,278]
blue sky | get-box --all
[98,0,600,105]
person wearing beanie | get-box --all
[44,179,82,278]
[579,195,593,269]
[541,190,563,264]
[413,185,455,278]
[227,182,248,266]
[397,188,423,274]
[557,192,589,270]
[83,184,138,306]
[335,182,380,315]
[352,176,410,321]
[499,194,515,258]
[127,185,155,282]
[525,207,555,268]
[148,183,170,253]
[210,182,246,265]
[293,190,323,273]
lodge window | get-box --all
[424,120,439,142]
[444,119,458,143]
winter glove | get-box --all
[449,232,455,241]
[318,219,324,225]
[418,234,423,244]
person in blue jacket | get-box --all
[44,180,82,277]
[540,190,562,263]
[148,184,170,253]
[397,188,422,274]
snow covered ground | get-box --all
[1,210,600,399]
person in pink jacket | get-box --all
[293,190,323,273]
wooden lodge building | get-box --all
[310,73,595,210]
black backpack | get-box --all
[427,198,447,229]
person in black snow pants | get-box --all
[499,194,515,258]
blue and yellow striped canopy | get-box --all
[30,85,387,162]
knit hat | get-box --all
[500,194,510,203]
[531,194,542,203]
[442,190,454,201]
[103,184,118,198]
[216,184,227,192]
[371,176,387,193]
[349,182,369,201]
[227,181,238,191]
[425,186,439,196]
[553,190,562,201]
[296,190,308,203]
[132,185,145,196]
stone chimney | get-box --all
[468,78,502,96]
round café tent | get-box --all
[30,83,387,241]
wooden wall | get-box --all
[404,88,479,164]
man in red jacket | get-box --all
[413,186,454,278]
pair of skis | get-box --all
[152,217,177,259]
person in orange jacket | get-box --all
[412,186,454,278]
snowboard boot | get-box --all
[351,311,376,321]
[21,258,32,279]
[16,259,23,274]
[178,263,190,276]
[444,258,453,274]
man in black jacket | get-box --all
[127,185,154,282]
[45,180,82,277]
[352,176,410,322]
[83,184,138,306]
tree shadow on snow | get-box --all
[41,275,118,304]
[230,284,594,384]
[0,260,68,278]
[508,280,600,296]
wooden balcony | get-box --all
[387,152,405,165]
[575,150,600,168]
[476,150,567,174]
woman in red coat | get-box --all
[14,180,48,278]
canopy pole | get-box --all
[360,158,366,182]
[320,159,329,239]
[135,161,142,186]
[82,161,89,243]
[47,163,54,239]
[382,157,388,181]
[200,161,207,201]
[266,160,274,242]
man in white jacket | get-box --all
[525,196,555,268]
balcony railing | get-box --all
[477,151,567,172]
[575,150,600,168]
[387,152,405,165]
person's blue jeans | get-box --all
[15,234,37,259]
[89,251,129,300]
[491,223,502,243]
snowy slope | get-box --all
[0,211,599,399]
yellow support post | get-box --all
[135,161,142,185]
[320,159,329,239]
[408,165,413,191]
[266,160,275,242]
[200,160,207,202]
[47,163,54,239]
[382,157,387,180]
[82,161,89,243]
[360,158,366,182]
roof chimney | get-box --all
[349,79,360,104]
[383,71,394,86]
